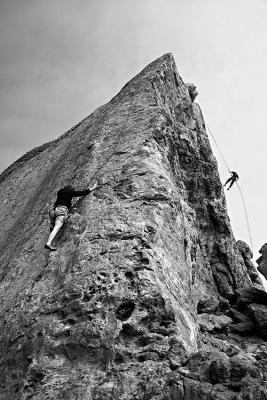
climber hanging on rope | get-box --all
[45,182,98,251]
[223,171,239,191]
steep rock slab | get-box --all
[0,53,265,399]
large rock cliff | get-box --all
[0,53,267,400]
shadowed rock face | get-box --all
[0,53,266,400]
[257,243,267,280]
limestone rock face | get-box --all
[0,53,266,399]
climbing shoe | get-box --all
[44,244,57,251]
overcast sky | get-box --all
[0,0,266,259]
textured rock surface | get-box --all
[0,53,267,399]
[257,243,267,280]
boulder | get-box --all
[247,303,267,339]
[236,287,267,305]
[198,313,232,332]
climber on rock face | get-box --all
[45,182,98,251]
[223,171,239,191]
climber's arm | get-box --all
[70,189,91,197]
[70,182,98,197]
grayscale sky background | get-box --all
[0,0,266,261]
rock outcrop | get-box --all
[0,53,267,400]
[257,243,267,280]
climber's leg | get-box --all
[223,177,232,187]
[45,206,68,251]
[49,209,56,233]
[49,209,55,233]
[227,179,235,190]
[45,219,64,250]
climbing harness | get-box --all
[206,123,254,253]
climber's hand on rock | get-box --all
[90,181,98,191]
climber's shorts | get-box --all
[49,206,69,230]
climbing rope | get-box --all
[206,123,254,253]
[206,124,231,173]
[236,182,254,253]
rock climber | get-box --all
[45,182,98,251]
[223,171,239,190]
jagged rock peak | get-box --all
[0,54,266,400]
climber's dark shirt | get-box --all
[231,171,239,180]
[54,188,91,209]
